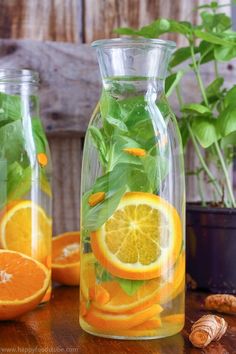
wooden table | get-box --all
[0,287,235,353]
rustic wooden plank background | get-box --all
[0,0,233,233]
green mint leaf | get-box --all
[89,126,107,166]
[115,278,145,296]
[191,117,221,148]
[181,103,211,115]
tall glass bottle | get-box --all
[0,69,52,302]
[80,39,185,339]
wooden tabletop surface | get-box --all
[0,287,235,354]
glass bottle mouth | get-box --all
[92,37,176,50]
[0,69,39,85]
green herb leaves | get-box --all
[115,0,236,207]
[94,261,145,296]
[0,92,50,209]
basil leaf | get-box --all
[191,117,221,148]
[214,45,236,61]
[106,116,128,132]
[0,120,25,163]
[89,126,107,166]
[165,71,185,97]
[194,30,235,46]
[217,107,236,137]
[182,103,211,115]
[0,92,22,121]
[83,185,126,231]
[205,77,224,99]
[7,163,32,203]
[115,278,145,296]
[224,86,236,108]
[170,47,197,68]
[32,118,47,154]
[95,262,113,282]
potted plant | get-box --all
[116,0,236,293]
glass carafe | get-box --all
[0,69,52,303]
[80,39,185,339]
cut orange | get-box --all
[162,314,184,324]
[0,250,50,320]
[80,252,183,314]
[0,201,52,264]
[52,231,80,286]
[83,303,162,331]
[91,192,182,280]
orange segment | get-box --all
[52,231,80,286]
[91,192,182,280]
[83,303,162,331]
[0,250,50,320]
[0,201,52,264]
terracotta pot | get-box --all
[186,204,236,294]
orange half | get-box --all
[52,231,80,286]
[0,250,50,320]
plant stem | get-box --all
[196,172,206,207]
[214,141,236,207]
[187,122,223,201]
[189,40,235,207]
[190,44,209,106]
[214,60,219,78]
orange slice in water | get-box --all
[83,303,162,331]
[52,231,80,286]
[80,251,184,314]
[91,192,182,280]
[0,200,52,265]
[0,250,50,320]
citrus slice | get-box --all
[80,252,183,314]
[0,200,52,264]
[83,303,162,331]
[52,231,80,286]
[91,192,182,280]
[0,250,50,320]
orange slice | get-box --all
[162,314,185,324]
[91,192,182,280]
[52,231,80,286]
[0,250,50,320]
[80,252,184,314]
[0,200,52,264]
[83,303,162,331]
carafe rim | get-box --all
[92,37,176,50]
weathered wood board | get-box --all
[0,0,230,44]
[0,0,82,42]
